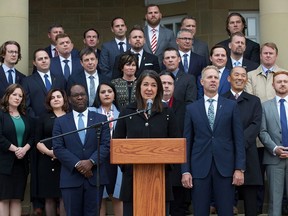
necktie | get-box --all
[265,69,271,77]
[280,99,288,147]
[183,54,189,73]
[207,99,215,129]
[118,42,124,53]
[63,59,70,80]
[135,53,140,67]
[44,74,52,91]
[233,61,240,67]
[235,93,239,100]
[53,48,58,57]
[151,28,157,54]
[89,75,95,106]
[78,113,85,145]
[7,69,13,84]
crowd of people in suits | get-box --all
[0,2,288,216]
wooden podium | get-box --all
[111,138,186,216]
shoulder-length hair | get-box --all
[45,88,69,113]
[1,84,26,115]
[135,70,163,112]
[118,53,138,76]
[93,81,119,110]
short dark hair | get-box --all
[0,40,22,64]
[83,28,100,39]
[180,16,197,26]
[48,24,64,33]
[129,25,145,38]
[146,4,160,13]
[45,88,69,113]
[55,33,72,43]
[159,71,175,81]
[118,53,138,75]
[79,47,97,60]
[111,17,125,27]
[33,48,49,61]
[93,82,119,110]
[210,44,228,57]
[163,47,180,58]
[226,13,247,36]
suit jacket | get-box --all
[178,51,207,78]
[218,38,260,64]
[44,45,79,58]
[226,57,259,72]
[112,49,160,79]
[50,56,83,79]
[21,72,66,118]
[222,91,262,185]
[0,111,33,175]
[143,25,177,65]
[181,96,245,178]
[52,111,110,188]
[259,97,284,165]
[193,38,210,65]
[99,39,131,79]
[0,65,26,98]
[67,70,109,106]
[197,67,231,99]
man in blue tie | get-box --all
[259,71,288,216]
[53,84,110,216]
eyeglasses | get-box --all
[7,50,19,55]
[178,37,193,41]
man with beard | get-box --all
[143,4,177,65]
[226,32,258,72]
[112,25,160,79]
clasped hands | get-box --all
[76,160,94,178]
[15,147,26,159]
[275,146,288,158]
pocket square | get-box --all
[144,63,153,66]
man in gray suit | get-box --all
[143,4,177,65]
[259,71,288,216]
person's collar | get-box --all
[261,65,274,73]
[72,108,88,118]
[59,55,72,61]
[131,49,143,56]
[231,56,243,64]
[85,70,98,77]
[37,70,51,77]
[230,89,243,97]
[115,38,127,44]
[148,25,160,31]
[178,50,191,57]
[2,63,14,72]
[276,95,288,103]
[204,94,219,102]
[218,67,225,74]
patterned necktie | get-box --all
[235,93,239,100]
[44,74,52,91]
[280,99,288,147]
[7,69,13,84]
[183,54,189,73]
[207,99,215,129]
[118,42,124,53]
[78,113,85,145]
[53,48,58,57]
[265,69,271,77]
[151,28,157,54]
[63,59,70,80]
[89,75,95,106]
[233,61,240,67]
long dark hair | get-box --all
[93,82,119,110]
[135,70,163,112]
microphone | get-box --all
[146,99,153,118]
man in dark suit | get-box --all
[226,32,259,72]
[176,29,207,78]
[0,40,26,99]
[223,66,263,216]
[53,84,110,216]
[162,47,197,103]
[112,25,160,79]
[217,12,260,64]
[143,4,177,65]
[181,65,246,216]
[67,47,108,107]
[21,49,66,119]
[180,16,210,65]
[50,33,83,81]
[99,17,130,79]
[83,28,101,59]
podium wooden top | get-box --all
[110,138,186,164]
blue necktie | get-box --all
[7,69,13,84]
[63,59,70,80]
[44,74,52,91]
[280,99,288,147]
[118,42,124,53]
[207,99,215,129]
[183,54,188,73]
[78,113,85,145]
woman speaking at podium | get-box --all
[113,70,181,216]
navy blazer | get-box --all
[226,57,259,72]
[52,111,110,187]
[181,96,245,178]
[178,52,207,78]
[193,38,210,65]
[0,65,26,99]
[21,72,66,118]
[50,56,83,79]
[99,39,131,79]
[44,45,79,58]
[112,49,160,79]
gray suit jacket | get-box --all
[193,38,209,65]
[259,97,282,165]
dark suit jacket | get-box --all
[0,65,26,98]
[197,67,231,99]
[52,111,110,188]
[112,49,160,79]
[222,91,262,185]
[0,111,33,175]
[50,56,83,79]
[99,39,131,79]
[181,96,245,178]
[44,45,79,58]
[21,72,66,118]
[218,38,260,64]
[193,38,210,65]
[226,57,259,72]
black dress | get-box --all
[35,112,61,198]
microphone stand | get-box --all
[40,108,148,216]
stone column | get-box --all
[0,0,29,75]
[259,0,288,69]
